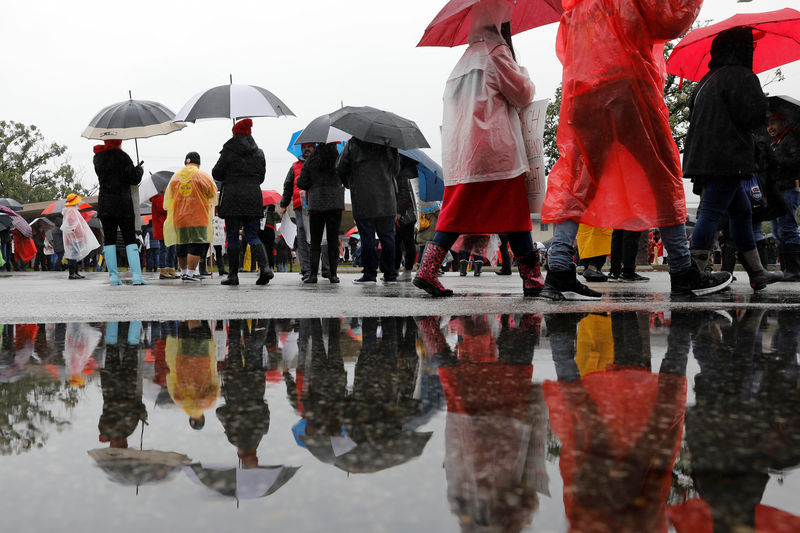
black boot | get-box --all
[253,244,274,285]
[740,248,782,291]
[459,259,468,277]
[782,243,800,281]
[670,261,732,296]
[305,249,320,284]
[68,264,81,280]
[328,246,339,283]
[221,252,239,286]
[473,260,483,277]
[756,239,769,268]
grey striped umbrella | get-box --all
[294,114,352,145]
[0,206,32,238]
[82,98,185,140]
[174,83,295,122]
[328,106,430,150]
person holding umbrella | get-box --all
[212,119,273,286]
[61,194,100,280]
[413,0,543,297]
[162,152,218,282]
[280,143,315,281]
[93,139,146,286]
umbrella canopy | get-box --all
[41,198,91,215]
[88,448,192,486]
[139,171,173,203]
[0,198,23,211]
[185,464,300,500]
[328,106,430,150]
[333,431,433,474]
[345,226,359,238]
[30,217,55,230]
[261,189,282,206]
[0,215,11,232]
[0,206,32,237]
[418,0,563,47]
[286,130,304,159]
[666,8,800,81]
[769,95,800,124]
[82,98,185,140]
[174,83,295,122]
[294,114,352,145]
[399,149,445,202]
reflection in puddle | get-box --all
[1,312,800,532]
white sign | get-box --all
[519,99,549,215]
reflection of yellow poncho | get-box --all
[576,314,614,377]
[163,165,218,246]
[165,335,220,419]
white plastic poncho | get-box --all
[441,0,535,187]
[61,206,100,261]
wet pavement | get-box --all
[1,312,799,532]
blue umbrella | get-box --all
[399,149,444,202]
[286,130,303,159]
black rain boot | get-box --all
[459,259,468,277]
[253,244,274,285]
[756,239,769,268]
[68,264,80,280]
[782,243,800,281]
[221,252,240,286]
[740,248,782,291]
[473,260,483,277]
[328,246,340,284]
[305,249,320,284]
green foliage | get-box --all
[0,121,90,205]
[543,85,562,175]
[663,40,698,153]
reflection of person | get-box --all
[414,1,543,298]
[216,319,269,467]
[685,27,781,291]
[61,193,99,280]
[544,311,688,532]
[297,143,345,284]
[213,119,273,286]
[163,152,218,282]
[93,139,146,286]
[541,0,731,299]
[166,320,219,430]
[99,322,146,448]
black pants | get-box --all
[498,233,511,272]
[259,227,276,268]
[100,215,136,246]
[308,211,341,276]
[394,223,417,270]
[214,245,226,270]
[176,243,204,258]
[610,229,642,276]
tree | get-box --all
[0,121,90,204]
[543,85,562,175]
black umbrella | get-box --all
[769,95,800,125]
[30,217,55,230]
[88,448,192,486]
[0,198,23,211]
[0,215,12,231]
[174,82,295,122]
[333,431,433,474]
[185,464,300,501]
[328,106,430,149]
[294,114,352,145]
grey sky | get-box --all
[2,0,798,204]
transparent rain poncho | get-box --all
[441,0,535,186]
[542,0,702,231]
[61,205,100,261]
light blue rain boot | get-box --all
[105,322,119,346]
[127,321,142,346]
[126,244,147,285]
[104,245,122,286]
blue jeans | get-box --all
[433,230,534,257]
[692,176,755,253]
[224,217,262,250]
[772,188,800,246]
[549,219,691,273]
[157,241,176,269]
[355,216,395,280]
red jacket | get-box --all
[151,193,167,240]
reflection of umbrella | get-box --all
[769,95,800,124]
[400,149,445,202]
[0,206,32,238]
[333,431,433,474]
[294,114,352,145]
[418,0,563,47]
[666,8,800,81]
[88,448,192,486]
[174,83,295,122]
[329,106,429,150]
[0,198,23,211]
[82,97,185,140]
[185,464,300,500]
[261,189,282,206]
[345,226,359,238]
[41,198,91,215]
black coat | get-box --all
[765,128,800,191]
[297,143,345,212]
[396,156,417,226]
[212,135,266,219]
[94,148,143,219]
[336,138,400,220]
[683,29,767,181]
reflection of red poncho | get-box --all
[542,0,701,230]
[544,368,686,533]
[668,499,800,533]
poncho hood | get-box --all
[468,0,512,43]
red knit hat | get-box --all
[104,139,122,149]
[232,118,253,136]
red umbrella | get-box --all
[666,8,800,82]
[80,210,97,222]
[418,0,563,48]
[261,189,282,206]
[345,226,359,238]
[41,198,91,215]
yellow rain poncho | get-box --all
[163,165,218,246]
[165,329,220,420]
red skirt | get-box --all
[436,174,532,234]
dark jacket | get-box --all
[336,138,400,219]
[396,156,417,226]
[212,134,266,218]
[683,27,767,181]
[50,226,64,255]
[297,143,345,212]
[94,148,143,219]
[766,128,800,191]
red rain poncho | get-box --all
[163,165,218,246]
[542,0,702,231]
